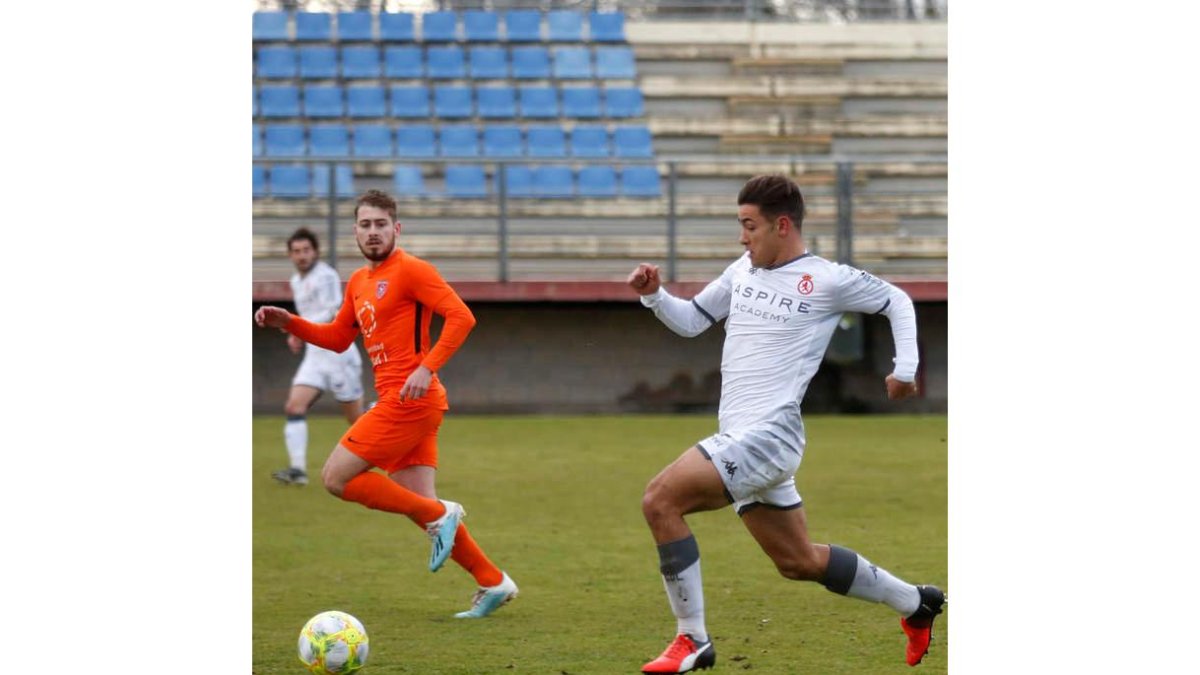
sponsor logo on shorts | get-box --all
[721,459,738,478]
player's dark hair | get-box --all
[737,174,806,232]
[355,189,398,221]
[287,227,319,252]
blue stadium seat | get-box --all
[270,165,311,198]
[547,11,583,42]
[252,124,263,156]
[595,47,636,79]
[379,12,415,42]
[337,11,373,41]
[562,87,602,118]
[253,86,258,117]
[341,46,381,79]
[427,46,466,79]
[526,126,566,158]
[384,46,423,78]
[253,11,289,41]
[519,86,558,118]
[511,46,551,79]
[614,126,654,158]
[309,125,350,157]
[577,166,618,197]
[259,85,301,118]
[477,86,516,119]
[347,86,387,118]
[569,125,610,157]
[303,84,343,118]
[439,126,479,157]
[264,124,306,157]
[433,86,473,119]
[534,165,574,197]
[312,164,355,198]
[253,164,267,197]
[422,11,458,42]
[501,165,535,198]
[504,10,542,42]
[621,166,661,197]
[393,165,426,197]
[352,125,393,157]
[295,12,332,41]
[390,85,430,117]
[257,46,297,79]
[553,47,593,79]
[445,165,488,198]
[483,126,523,157]
[604,87,644,118]
[468,46,508,79]
[396,125,436,157]
[589,12,627,42]
[463,11,499,42]
[298,46,338,79]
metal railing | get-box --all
[252,154,947,280]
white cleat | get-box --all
[426,500,465,572]
[455,572,518,619]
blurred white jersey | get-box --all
[641,252,918,433]
[290,261,363,398]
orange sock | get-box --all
[450,524,504,587]
[341,472,445,523]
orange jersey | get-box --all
[285,248,476,408]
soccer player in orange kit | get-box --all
[255,189,517,618]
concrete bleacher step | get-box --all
[651,116,946,138]
[639,75,947,99]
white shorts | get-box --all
[292,346,364,403]
[696,404,806,515]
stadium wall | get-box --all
[252,299,946,415]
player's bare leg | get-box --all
[640,448,728,673]
[273,384,322,485]
[740,506,945,666]
[339,398,364,425]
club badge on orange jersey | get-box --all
[798,274,814,295]
[377,281,388,299]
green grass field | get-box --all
[253,414,947,674]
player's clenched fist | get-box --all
[627,263,661,296]
[255,305,293,329]
[885,374,918,400]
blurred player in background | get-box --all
[255,190,517,619]
[272,228,364,486]
[628,175,944,673]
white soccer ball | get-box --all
[297,610,370,674]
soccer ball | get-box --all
[297,610,369,674]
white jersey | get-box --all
[641,252,918,433]
[290,260,356,361]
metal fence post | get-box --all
[326,161,337,269]
[835,161,854,266]
[667,161,678,283]
[497,163,509,283]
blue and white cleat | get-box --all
[426,500,465,572]
[455,572,519,619]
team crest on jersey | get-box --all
[798,274,815,295]
[376,281,388,299]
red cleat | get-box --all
[641,634,716,674]
[900,585,945,666]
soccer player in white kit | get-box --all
[630,176,944,673]
[271,228,365,486]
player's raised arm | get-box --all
[275,286,359,354]
[631,261,734,338]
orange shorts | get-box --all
[339,398,444,473]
